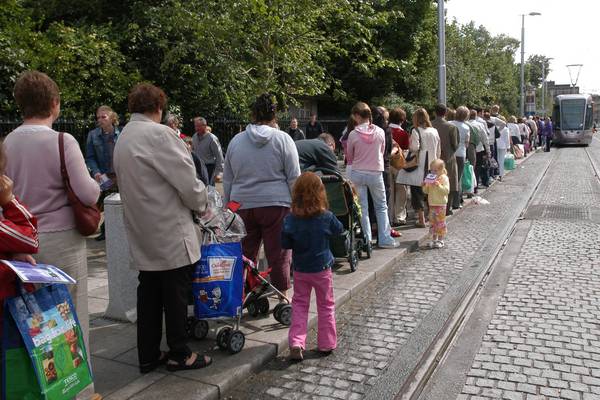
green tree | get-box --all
[0,0,37,116]
[444,20,520,115]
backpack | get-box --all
[467,123,479,147]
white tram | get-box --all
[552,94,594,145]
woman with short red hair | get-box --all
[4,71,100,349]
[114,83,211,373]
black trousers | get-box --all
[545,137,551,152]
[410,185,425,212]
[476,151,489,187]
[206,163,216,185]
[452,156,465,208]
[490,143,499,177]
[137,265,193,365]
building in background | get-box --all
[547,81,579,98]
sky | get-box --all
[446,0,599,94]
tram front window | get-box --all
[560,99,586,130]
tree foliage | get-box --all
[445,21,520,115]
[1,0,535,120]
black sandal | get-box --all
[140,351,169,374]
[166,353,212,372]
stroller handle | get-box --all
[312,167,344,180]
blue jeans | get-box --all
[350,170,394,246]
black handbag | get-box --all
[403,128,422,172]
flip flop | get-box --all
[166,353,212,371]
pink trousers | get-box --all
[288,269,337,351]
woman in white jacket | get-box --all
[496,116,512,181]
[396,108,441,227]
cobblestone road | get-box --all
[227,149,552,399]
[452,142,600,400]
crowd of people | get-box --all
[0,69,549,394]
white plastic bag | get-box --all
[472,196,490,205]
[197,187,246,244]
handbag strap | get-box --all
[412,127,422,151]
[58,132,70,186]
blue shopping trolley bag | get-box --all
[193,242,244,319]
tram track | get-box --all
[393,149,556,400]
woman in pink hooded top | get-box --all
[346,102,398,249]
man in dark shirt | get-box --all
[295,133,340,173]
[287,117,305,141]
[305,113,324,139]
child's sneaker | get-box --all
[434,240,445,249]
[289,347,303,361]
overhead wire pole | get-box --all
[541,58,553,117]
[520,14,525,116]
[437,0,446,105]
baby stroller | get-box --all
[242,256,292,326]
[317,168,371,272]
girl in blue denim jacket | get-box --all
[281,172,343,361]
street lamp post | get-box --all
[520,12,541,116]
[438,0,446,105]
[541,58,553,117]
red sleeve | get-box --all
[0,197,39,255]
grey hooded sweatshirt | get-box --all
[223,124,300,209]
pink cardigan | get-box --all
[4,125,100,233]
[346,123,385,172]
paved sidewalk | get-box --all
[87,212,429,399]
[88,152,537,399]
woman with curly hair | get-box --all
[223,93,301,298]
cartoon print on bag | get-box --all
[198,287,223,310]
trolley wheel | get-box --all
[217,327,232,350]
[227,330,245,354]
[247,300,259,317]
[257,297,270,315]
[273,303,284,321]
[192,319,209,340]
[276,304,292,326]
[348,250,358,272]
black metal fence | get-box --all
[0,119,91,152]
[1,116,348,153]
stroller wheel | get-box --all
[247,301,259,317]
[192,319,209,340]
[365,242,373,259]
[228,330,246,354]
[276,304,292,326]
[273,303,284,321]
[258,298,270,315]
[348,250,358,272]
[217,327,232,350]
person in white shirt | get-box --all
[495,115,512,181]
[507,116,521,145]
[468,109,490,190]
[484,109,507,179]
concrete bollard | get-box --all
[103,193,138,322]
